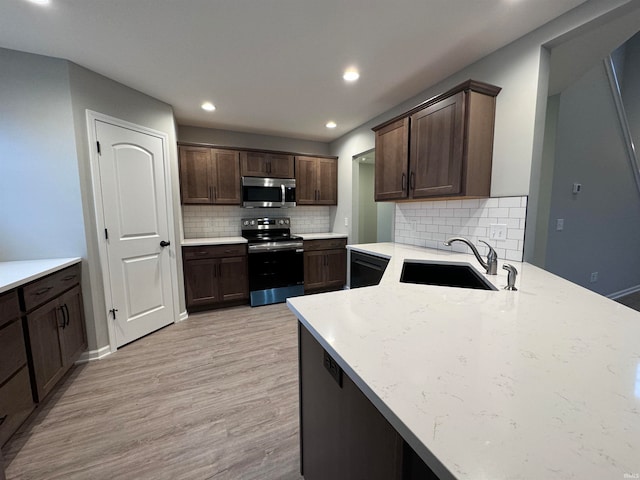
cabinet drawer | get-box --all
[22,264,81,312]
[0,290,20,328]
[183,244,247,259]
[304,238,347,252]
[0,366,35,447]
[0,320,27,386]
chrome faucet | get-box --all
[444,237,498,275]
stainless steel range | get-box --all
[241,217,304,306]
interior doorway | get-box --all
[351,149,394,244]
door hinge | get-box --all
[109,308,118,320]
[96,141,101,155]
[104,228,109,240]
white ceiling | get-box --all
[0,0,590,142]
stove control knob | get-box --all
[285,219,290,225]
[278,219,284,225]
[250,220,255,226]
[242,220,249,226]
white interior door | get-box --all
[95,120,175,347]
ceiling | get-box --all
[0,0,591,142]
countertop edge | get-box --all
[0,257,82,294]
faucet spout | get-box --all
[444,237,498,275]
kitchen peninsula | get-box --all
[287,243,640,479]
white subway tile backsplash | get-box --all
[182,205,331,238]
[395,196,527,261]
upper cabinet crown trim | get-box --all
[372,79,502,132]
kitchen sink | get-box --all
[400,260,497,291]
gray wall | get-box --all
[178,125,330,155]
[68,62,182,352]
[357,163,376,244]
[545,61,640,295]
[0,48,184,352]
[329,0,635,241]
[0,48,85,262]
[621,32,640,152]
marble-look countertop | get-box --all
[287,242,640,480]
[181,237,247,246]
[0,258,82,294]
[295,232,348,240]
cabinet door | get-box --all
[0,366,34,447]
[410,92,464,198]
[375,117,409,201]
[303,250,326,292]
[59,285,87,367]
[317,158,337,205]
[295,156,318,205]
[324,249,347,290]
[267,154,295,178]
[219,256,249,302]
[211,149,241,204]
[240,151,269,177]
[26,299,66,402]
[184,259,221,309]
[179,146,213,204]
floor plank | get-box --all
[3,304,303,480]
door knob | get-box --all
[160,240,171,247]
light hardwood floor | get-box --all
[3,304,304,480]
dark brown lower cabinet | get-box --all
[299,323,439,480]
[26,284,86,403]
[0,289,35,447]
[303,239,347,293]
[183,245,249,311]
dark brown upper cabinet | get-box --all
[373,80,501,201]
[179,146,241,205]
[295,156,338,205]
[240,151,295,178]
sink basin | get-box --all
[400,260,497,291]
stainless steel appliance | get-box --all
[242,217,304,306]
[241,177,296,208]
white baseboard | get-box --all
[178,310,189,322]
[76,345,112,364]
[607,284,640,300]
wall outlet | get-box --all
[344,217,348,226]
[489,224,507,240]
[556,219,564,231]
[590,272,598,283]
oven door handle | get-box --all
[248,242,304,253]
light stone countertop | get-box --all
[287,242,640,480]
[0,258,82,294]
[181,237,248,246]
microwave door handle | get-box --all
[281,184,286,206]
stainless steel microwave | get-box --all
[241,177,296,208]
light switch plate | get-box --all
[489,224,507,240]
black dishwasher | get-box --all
[350,251,390,288]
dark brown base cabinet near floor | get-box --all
[299,324,438,480]
[183,244,249,311]
[1,262,87,452]
[22,264,87,403]
[0,290,34,448]
[303,239,347,293]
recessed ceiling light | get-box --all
[343,69,360,82]
[326,121,337,129]
[201,102,216,112]
[26,0,50,5]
